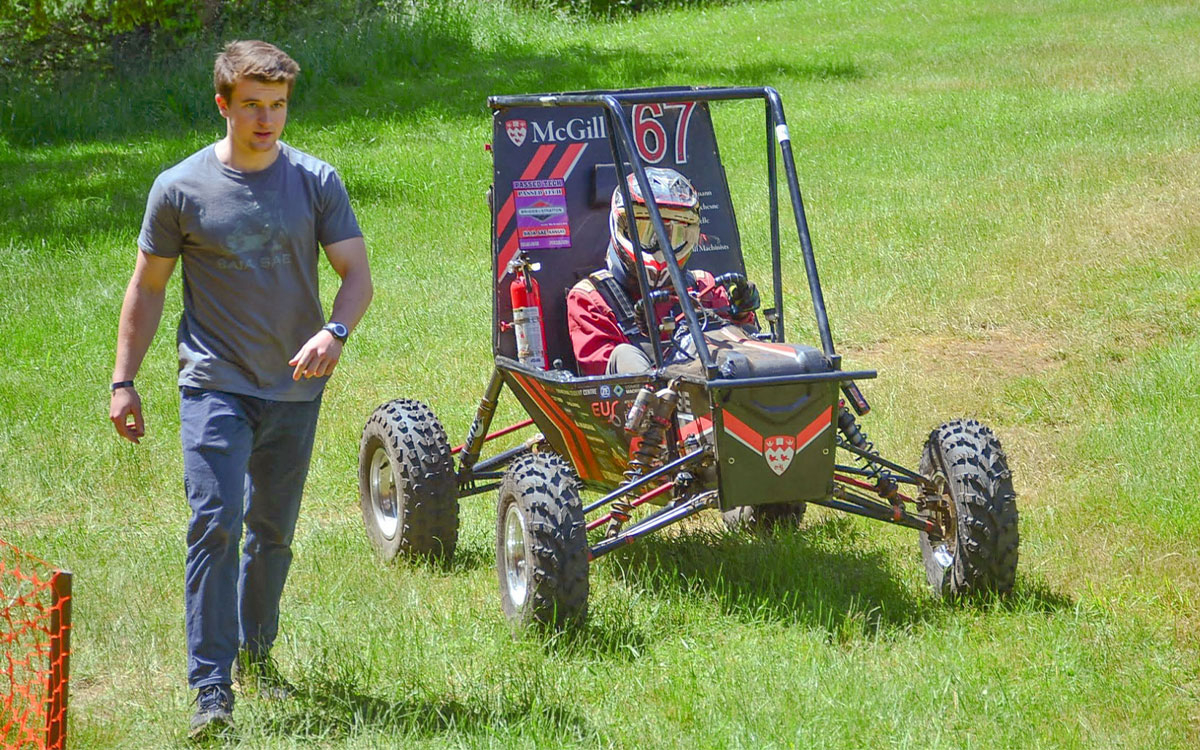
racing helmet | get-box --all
[609,167,701,287]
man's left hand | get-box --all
[289,330,342,380]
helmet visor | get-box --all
[630,205,700,256]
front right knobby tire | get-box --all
[918,419,1018,598]
[496,453,589,628]
[358,399,459,564]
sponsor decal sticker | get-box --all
[516,200,566,221]
[513,178,571,249]
[505,119,527,147]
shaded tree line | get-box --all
[0,0,735,78]
[1,0,373,75]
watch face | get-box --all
[326,322,348,340]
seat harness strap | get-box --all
[589,269,701,342]
[588,270,643,341]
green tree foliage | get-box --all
[0,0,299,73]
[513,0,734,19]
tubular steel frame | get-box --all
[459,87,941,560]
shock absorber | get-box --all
[606,381,681,537]
[836,404,902,517]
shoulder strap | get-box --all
[588,270,642,340]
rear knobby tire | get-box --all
[496,453,589,628]
[358,399,459,564]
[722,501,807,531]
[919,419,1018,598]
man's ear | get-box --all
[215,93,228,116]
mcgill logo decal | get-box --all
[505,119,527,147]
[763,435,796,476]
[505,116,609,146]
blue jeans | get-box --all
[180,388,322,689]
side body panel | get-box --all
[500,364,652,491]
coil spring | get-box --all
[625,429,665,482]
[608,414,670,537]
[837,406,898,497]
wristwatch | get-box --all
[322,321,349,343]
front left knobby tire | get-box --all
[918,418,1018,598]
[496,453,589,628]
[358,398,459,564]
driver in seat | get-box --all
[567,167,760,376]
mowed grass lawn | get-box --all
[2,0,1199,746]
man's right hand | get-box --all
[110,386,145,443]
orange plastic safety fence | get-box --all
[1,539,71,750]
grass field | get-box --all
[3,0,1200,747]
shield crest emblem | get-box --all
[763,435,796,476]
[505,119,528,147]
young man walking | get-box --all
[108,40,373,739]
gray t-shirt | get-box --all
[138,142,361,401]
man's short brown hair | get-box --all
[213,40,300,101]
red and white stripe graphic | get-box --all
[678,414,713,442]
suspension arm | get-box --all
[837,440,934,489]
[589,492,716,560]
[582,447,706,514]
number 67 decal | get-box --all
[632,102,696,165]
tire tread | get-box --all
[919,418,1018,597]
[358,398,458,563]
[496,453,588,627]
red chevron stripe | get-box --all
[795,406,833,452]
[512,372,601,481]
[496,194,515,237]
[496,144,558,281]
[679,414,713,440]
[496,233,519,282]
[510,373,580,473]
[523,144,555,179]
[721,409,763,454]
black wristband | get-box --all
[322,321,349,343]
[111,380,135,392]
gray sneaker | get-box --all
[234,651,293,701]
[189,684,234,741]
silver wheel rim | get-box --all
[502,504,529,608]
[368,446,399,540]
[930,473,957,574]
[932,543,954,569]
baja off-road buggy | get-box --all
[357,86,1018,626]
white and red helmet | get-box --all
[609,167,701,287]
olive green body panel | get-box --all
[709,381,838,510]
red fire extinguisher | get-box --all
[508,254,547,370]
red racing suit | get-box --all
[566,269,754,377]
